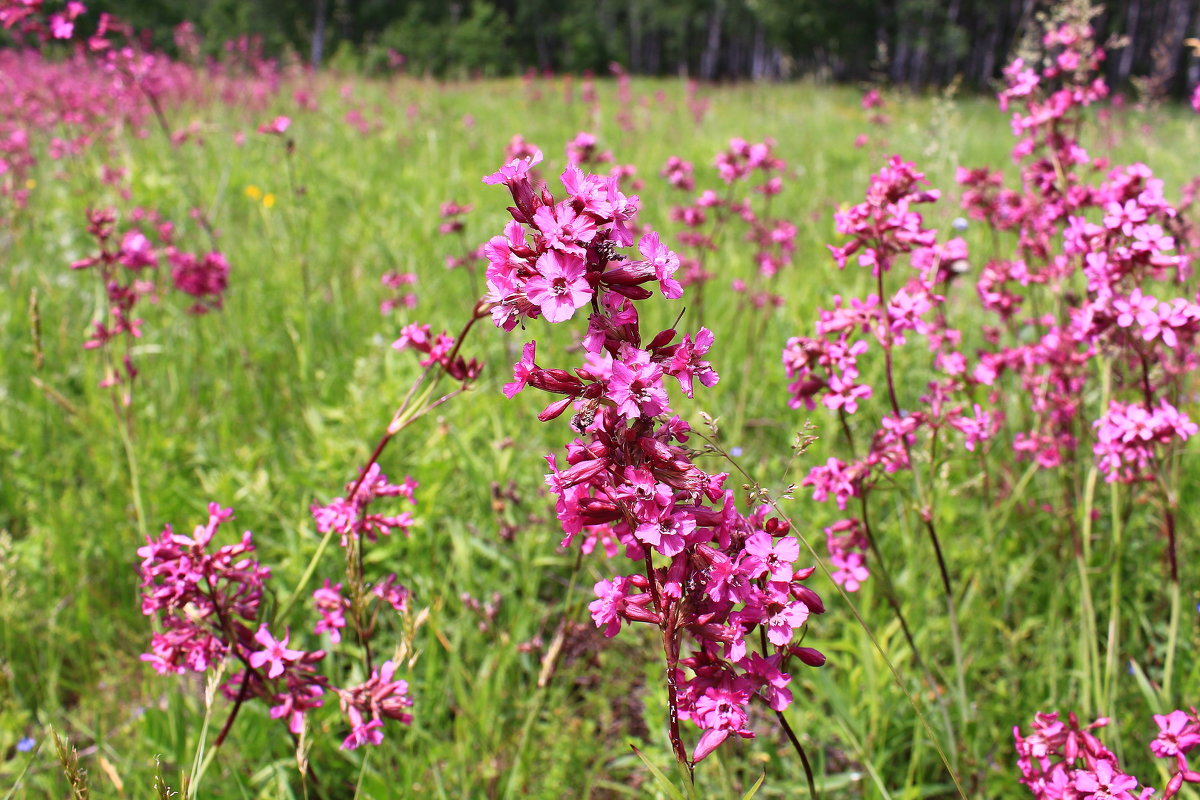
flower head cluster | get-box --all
[781,158,981,590]
[661,137,794,301]
[1015,709,1200,799]
[138,505,329,735]
[392,322,482,381]
[1093,400,1198,483]
[438,200,471,236]
[484,151,824,763]
[70,207,231,396]
[311,463,418,546]
[482,150,681,331]
[1015,712,1151,799]
[138,503,269,675]
[380,269,418,314]
[335,660,414,750]
[142,498,418,749]
[168,249,230,313]
[955,22,1196,505]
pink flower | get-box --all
[589,576,632,637]
[533,202,597,255]
[608,352,668,420]
[668,328,719,397]
[257,116,291,135]
[483,148,543,185]
[248,625,305,679]
[743,532,799,582]
[1151,710,1200,761]
[637,231,682,299]
[526,251,591,323]
[1073,760,1139,799]
[504,341,538,398]
[342,717,384,750]
[765,599,810,646]
[312,580,346,643]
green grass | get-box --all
[1,73,1198,798]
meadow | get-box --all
[1,14,1199,800]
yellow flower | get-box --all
[262,193,276,209]
[25,179,36,190]
[244,184,262,200]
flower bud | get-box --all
[791,585,824,614]
[620,604,662,625]
[791,646,826,667]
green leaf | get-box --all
[629,745,687,800]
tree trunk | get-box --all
[311,0,327,68]
[700,0,723,81]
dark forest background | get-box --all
[83,0,1200,96]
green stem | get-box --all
[275,524,339,623]
[1073,551,1101,717]
[114,399,147,539]
[1163,579,1181,705]
[1102,480,1122,719]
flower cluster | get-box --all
[138,504,329,737]
[1015,709,1200,799]
[392,322,482,381]
[483,151,824,764]
[660,137,795,312]
[788,16,1199,593]
[438,200,471,236]
[311,463,418,547]
[138,503,271,675]
[70,207,231,397]
[1092,400,1198,484]
[782,157,975,591]
[1014,713,1152,799]
[142,487,418,751]
[334,660,414,750]
[380,269,418,314]
[0,12,285,217]
[481,148,679,330]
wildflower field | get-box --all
[2,5,1200,799]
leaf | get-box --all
[629,745,687,800]
[740,769,767,800]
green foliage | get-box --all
[379,2,513,78]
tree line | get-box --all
[79,0,1200,97]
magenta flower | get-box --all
[482,148,543,186]
[1151,710,1200,761]
[743,532,800,582]
[533,202,597,256]
[668,328,718,398]
[1073,760,1140,799]
[249,625,306,679]
[637,231,683,299]
[336,660,413,750]
[589,576,632,638]
[607,351,668,420]
[504,341,537,398]
[312,580,347,643]
[526,251,591,323]
[257,115,291,135]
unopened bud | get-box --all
[647,328,677,350]
[791,585,824,614]
[791,646,826,667]
[621,604,662,625]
